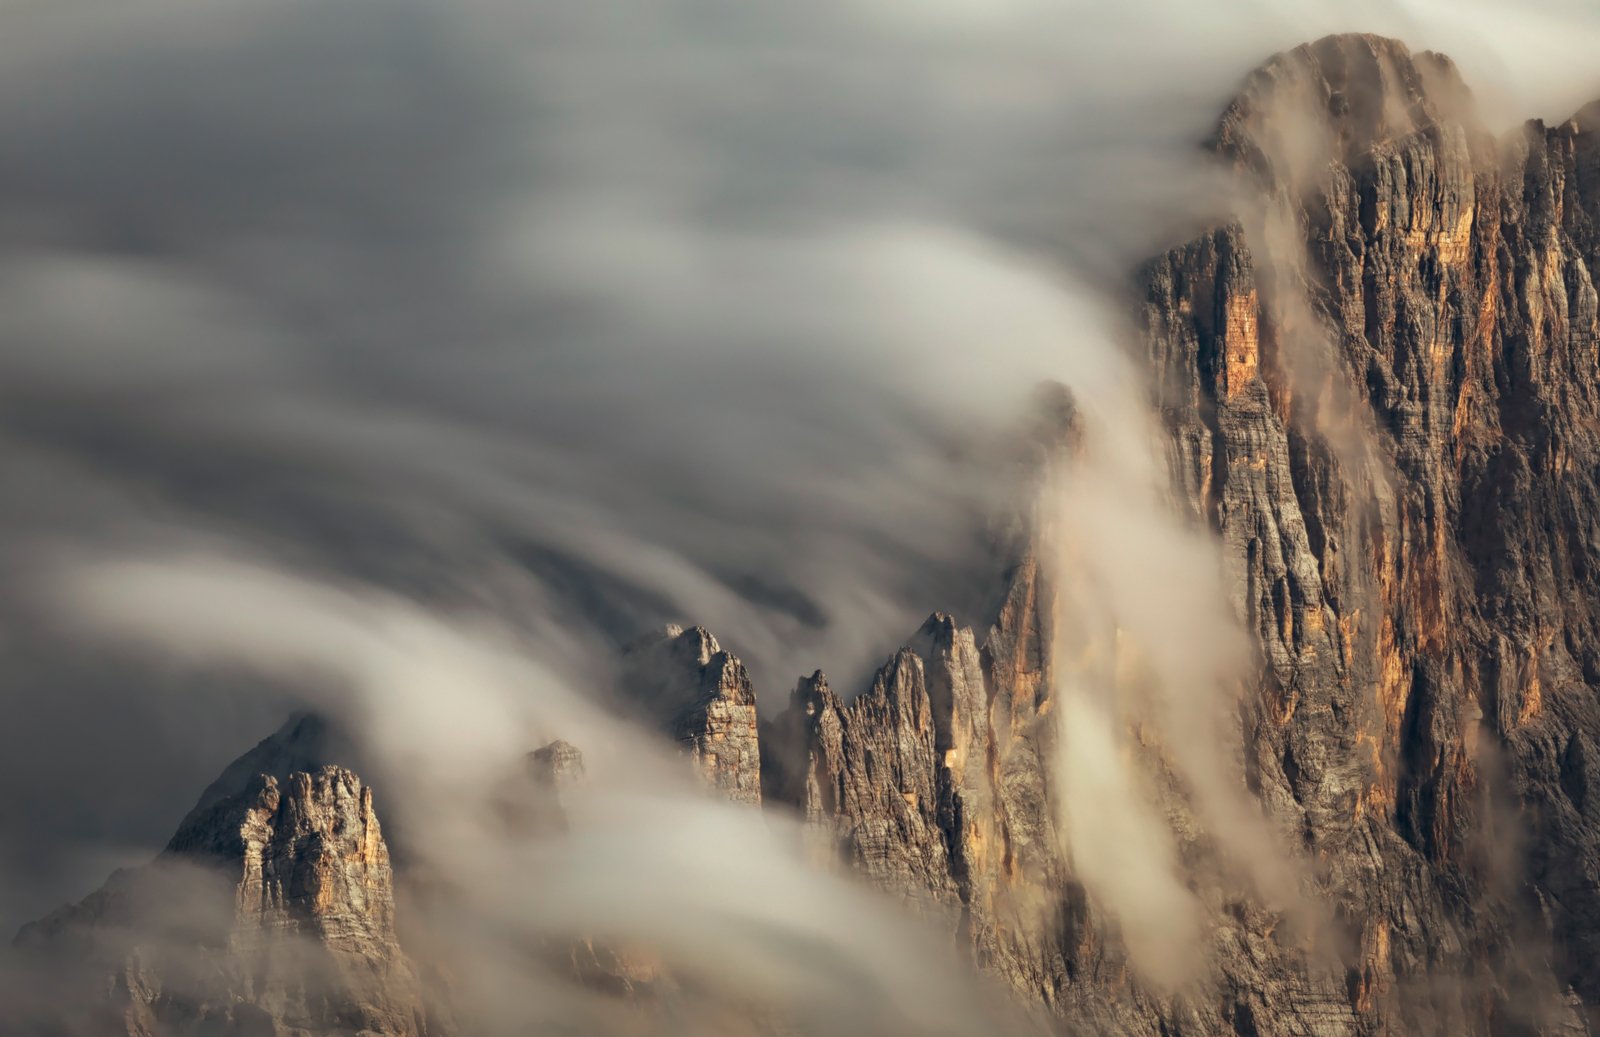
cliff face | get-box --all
[17,31,1600,1037]
[761,572,1072,1010]
[767,32,1600,1036]
[1135,32,1600,1035]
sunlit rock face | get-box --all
[15,719,442,1036]
[1138,30,1600,1036]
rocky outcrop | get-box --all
[15,718,440,1036]
[762,566,1076,1010]
[765,651,960,910]
[621,624,763,804]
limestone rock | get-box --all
[1133,30,1600,1035]
[15,717,441,1035]
[621,624,763,804]
[762,595,1076,1009]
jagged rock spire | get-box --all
[15,721,443,1035]
[621,624,763,804]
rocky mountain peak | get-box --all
[642,622,721,665]
[1215,32,1479,192]
[621,623,762,803]
[496,739,588,836]
[528,738,586,788]
[794,670,836,716]
[15,751,440,1036]
[165,712,358,851]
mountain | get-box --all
[13,719,442,1035]
[15,32,1600,1037]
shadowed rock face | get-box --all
[17,30,1600,1037]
